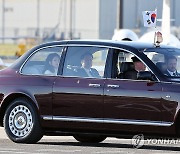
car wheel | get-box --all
[74,134,106,143]
[3,97,43,143]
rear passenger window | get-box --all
[21,46,63,76]
[63,46,108,78]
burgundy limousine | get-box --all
[1,40,180,143]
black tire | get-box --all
[3,97,43,143]
[73,134,106,143]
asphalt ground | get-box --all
[1,127,180,154]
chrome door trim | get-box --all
[42,115,173,127]
[64,44,160,82]
[18,42,160,82]
[19,45,65,75]
[42,115,53,120]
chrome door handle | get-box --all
[166,95,171,98]
[107,84,119,88]
[89,83,101,88]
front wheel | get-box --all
[4,97,43,143]
[74,134,106,143]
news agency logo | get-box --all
[131,134,144,148]
[131,134,180,148]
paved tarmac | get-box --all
[1,127,180,154]
[0,127,7,139]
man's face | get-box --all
[134,61,146,72]
[167,58,177,72]
[81,55,93,69]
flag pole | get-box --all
[154,8,157,46]
[154,32,156,46]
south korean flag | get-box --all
[142,10,157,27]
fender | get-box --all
[0,91,39,127]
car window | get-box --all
[144,48,180,77]
[21,46,63,76]
[113,50,152,80]
[63,46,108,78]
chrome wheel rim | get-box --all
[9,105,33,137]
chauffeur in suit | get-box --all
[164,56,180,76]
[122,56,146,80]
[76,53,100,78]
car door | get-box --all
[20,46,63,118]
[52,45,109,129]
[160,82,179,124]
[103,49,164,132]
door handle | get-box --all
[107,84,119,88]
[166,95,171,98]
[89,83,101,88]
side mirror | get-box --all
[137,71,155,81]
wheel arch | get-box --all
[174,109,180,135]
[0,93,39,127]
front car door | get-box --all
[103,48,165,134]
[143,48,180,130]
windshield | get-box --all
[143,48,180,77]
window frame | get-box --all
[110,48,160,82]
[19,45,65,76]
[61,45,110,79]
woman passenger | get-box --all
[43,53,60,75]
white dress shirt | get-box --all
[84,68,93,77]
[167,69,177,76]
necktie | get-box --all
[173,72,176,76]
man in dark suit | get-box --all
[132,56,146,72]
[75,53,100,78]
[123,56,146,80]
[164,56,180,76]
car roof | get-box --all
[40,39,176,51]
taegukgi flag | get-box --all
[142,10,157,27]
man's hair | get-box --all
[131,56,140,63]
[81,53,93,60]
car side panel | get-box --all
[52,77,105,130]
[103,79,169,134]
[161,82,180,122]
[0,74,56,126]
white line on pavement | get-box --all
[37,149,81,153]
[0,148,23,151]
[0,151,31,154]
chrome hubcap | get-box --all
[9,105,33,137]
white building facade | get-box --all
[0,0,180,42]
[0,0,117,41]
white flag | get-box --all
[142,10,157,27]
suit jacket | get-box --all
[123,70,138,80]
[164,70,180,76]
[75,67,100,78]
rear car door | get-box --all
[53,45,109,129]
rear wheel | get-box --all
[4,97,43,143]
[74,134,106,143]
